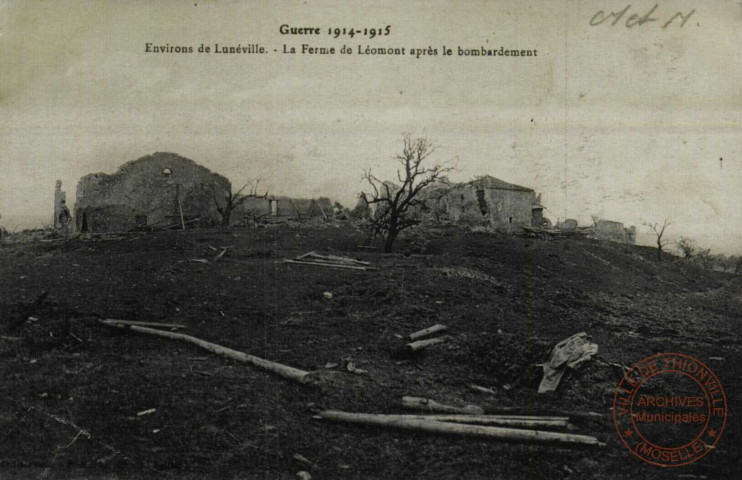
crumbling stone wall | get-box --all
[74,152,230,233]
[626,225,636,244]
[591,220,636,244]
[53,180,72,232]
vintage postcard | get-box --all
[0,1,739,478]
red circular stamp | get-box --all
[613,353,727,467]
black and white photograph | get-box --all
[0,1,740,478]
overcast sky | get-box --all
[1,0,740,252]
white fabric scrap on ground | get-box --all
[538,332,598,394]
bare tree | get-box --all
[676,236,696,260]
[644,219,671,262]
[213,179,267,227]
[362,134,453,253]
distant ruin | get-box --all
[589,219,636,244]
[74,152,230,233]
[557,218,636,244]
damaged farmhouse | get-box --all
[428,175,547,231]
[66,152,335,233]
[73,153,230,233]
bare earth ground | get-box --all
[0,226,740,479]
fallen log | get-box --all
[408,324,449,341]
[99,321,312,384]
[318,410,605,447]
[102,319,187,329]
[355,414,569,429]
[406,336,449,352]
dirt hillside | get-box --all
[1,226,740,479]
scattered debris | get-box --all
[293,453,313,467]
[401,396,484,415]
[436,267,501,286]
[296,471,312,480]
[344,360,367,375]
[284,251,377,271]
[189,258,210,264]
[98,320,313,385]
[317,410,605,447]
[323,291,333,300]
[538,332,598,394]
[408,324,449,341]
[468,384,497,395]
[137,408,156,417]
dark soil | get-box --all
[1,226,740,479]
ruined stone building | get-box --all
[430,176,546,230]
[232,195,333,225]
[74,152,230,233]
[589,220,636,244]
[557,218,636,244]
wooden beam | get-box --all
[352,414,569,429]
[406,336,449,351]
[99,321,312,384]
[318,410,605,447]
[409,324,449,341]
[101,319,187,329]
[283,259,373,271]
